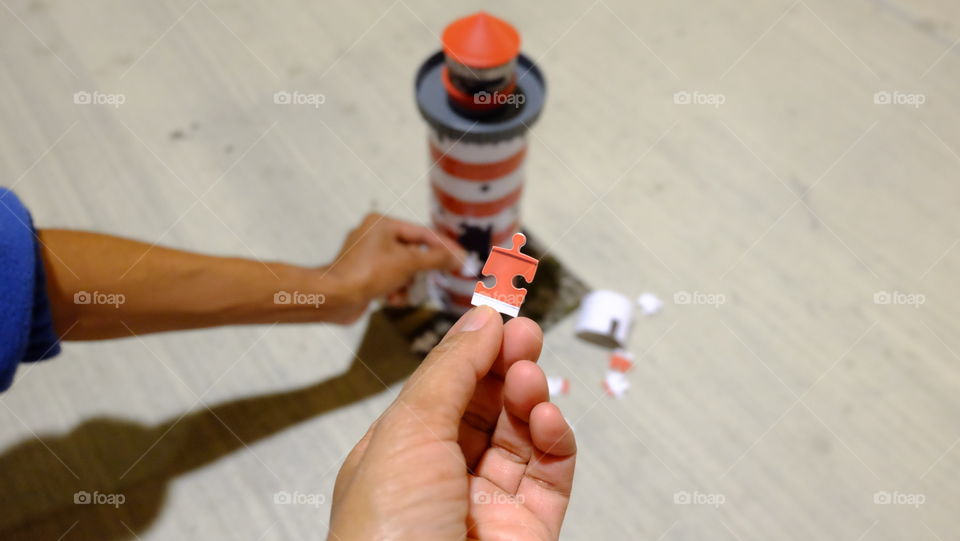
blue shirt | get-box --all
[0,188,60,391]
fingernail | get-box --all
[457,306,494,333]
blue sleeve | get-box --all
[0,188,61,391]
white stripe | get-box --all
[471,292,520,317]
[427,273,471,313]
[438,272,480,296]
[430,131,526,164]
[430,166,524,203]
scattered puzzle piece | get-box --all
[547,375,569,397]
[637,292,663,316]
[574,290,634,348]
[609,350,634,373]
[460,251,482,277]
[471,232,539,317]
[410,320,454,355]
[603,371,630,398]
[410,330,439,354]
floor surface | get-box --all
[1,0,959,539]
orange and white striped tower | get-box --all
[415,12,546,313]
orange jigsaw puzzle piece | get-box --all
[471,232,539,317]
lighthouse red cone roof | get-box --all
[442,12,520,69]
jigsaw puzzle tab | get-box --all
[471,232,539,317]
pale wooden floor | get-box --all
[2,0,959,539]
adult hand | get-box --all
[321,213,465,323]
[328,306,577,540]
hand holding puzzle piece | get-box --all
[471,232,539,317]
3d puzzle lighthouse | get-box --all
[415,11,546,314]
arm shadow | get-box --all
[0,310,420,541]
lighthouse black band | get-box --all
[415,51,546,144]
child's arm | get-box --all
[39,214,464,340]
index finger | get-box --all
[392,219,464,254]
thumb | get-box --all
[394,306,502,436]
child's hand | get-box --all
[321,213,465,322]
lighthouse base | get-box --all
[378,230,590,356]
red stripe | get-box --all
[430,143,526,181]
[433,184,522,217]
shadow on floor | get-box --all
[0,310,420,540]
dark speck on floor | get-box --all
[811,435,833,455]
[792,176,820,230]
[170,130,185,141]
